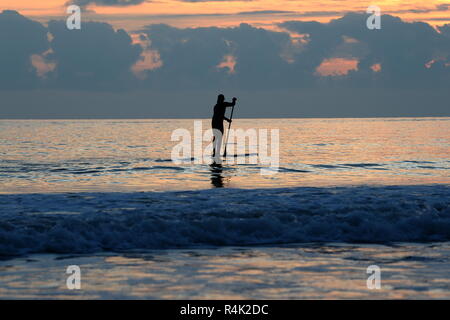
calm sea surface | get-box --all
[1,118,449,193]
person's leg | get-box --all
[212,127,223,163]
[212,121,217,157]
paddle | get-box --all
[223,102,235,157]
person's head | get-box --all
[217,94,225,103]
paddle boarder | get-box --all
[212,94,236,161]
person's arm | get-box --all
[224,97,237,107]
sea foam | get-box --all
[0,185,449,256]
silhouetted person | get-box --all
[212,94,236,161]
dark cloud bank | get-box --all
[1,9,450,118]
[0,10,48,89]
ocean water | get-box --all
[1,118,449,193]
[0,118,449,299]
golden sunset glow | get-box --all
[316,58,359,76]
[5,0,450,31]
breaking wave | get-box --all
[0,185,449,256]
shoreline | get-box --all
[1,243,449,299]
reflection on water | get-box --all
[210,164,226,188]
[1,243,450,299]
[0,118,449,193]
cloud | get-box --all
[436,4,450,11]
[1,9,450,119]
[0,10,49,89]
[0,11,143,91]
[46,20,143,90]
[234,10,342,18]
[386,4,450,14]
[438,24,450,37]
[70,0,255,5]
[69,0,148,7]
[138,13,450,90]
[141,23,292,89]
[178,0,253,2]
[237,10,295,15]
[279,13,450,88]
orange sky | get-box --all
[3,0,450,30]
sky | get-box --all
[5,1,450,28]
[1,1,450,118]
